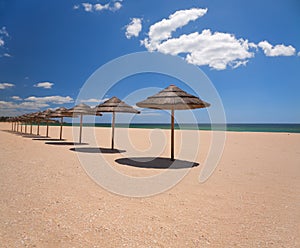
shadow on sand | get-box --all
[33,138,66,141]
[45,142,88,146]
[115,157,199,169]
[69,147,125,154]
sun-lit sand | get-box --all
[0,122,299,247]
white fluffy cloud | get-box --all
[76,1,122,12]
[82,3,93,12]
[140,7,298,70]
[157,30,256,70]
[142,8,208,51]
[0,38,4,47]
[11,96,22,101]
[0,101,49,110]
[125,18,142,39]
[0,83,14,90]
[34,82,54,89]
[25,95,74,104]
[258,41,296,56]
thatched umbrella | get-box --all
[49,107,74,140]
[38,109,54,137]
[94,97,140,149]
[32,111,46,136]
[136,84,210,161]
[66,103,102,144]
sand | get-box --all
[0,122,299,247]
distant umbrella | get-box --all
[39,109,54,137]
[136,84,210,161]
[94,97,140,149]
[66,103,102,143]
[49,107,74,140]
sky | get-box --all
[0,0,299,123]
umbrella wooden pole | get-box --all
[79,114,83,144]
[171,108,175,161]
[111,112,115,150]
[37,121,40,135]
[25,123,27,133]
[30,122,33,134]
[60,117,63,140]
[11,121,13,131]
[46,120,49,137]
[21,122,23,133]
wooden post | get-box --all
[111,112,115,150]
[25,123,27,133]
[60,117,63,140]
[171,108,175,161]
[30,122,33,134]
[21,122,23,133]
[46,120,49,137]
[37,121,40,135]
[79,114,83,144]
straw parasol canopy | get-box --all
[94,97,140,149]
[49,107,74,140]
[136,84,210,160]
[66,103,102,143]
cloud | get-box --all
[82,3,93,12]
[258,41,296,56]
[94,3,109,11]
[0,27,11,57]
[156,29,256,70]
[25,95,74,104]
[140,7,298,70]
[77,1,122,13]
[34,82,54,89]
[298,51,300,56]
[0,27,9,37]
[11,96,22,101]
[125,18,142,39]
[142,8,208,51]
[111,1,122,11]
[0,101,49,110]
[0,83,14,90]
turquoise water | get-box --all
[62,123,300,133]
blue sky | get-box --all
[0,0,299,123]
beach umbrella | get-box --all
[66,103,102,144]
[94,97,140,149]
[38,109,54,137]
[136,84,210,161]
[49,107,74,140]
[32,111,46,136]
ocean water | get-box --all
[37,123,300,133]
[89,123,300,133]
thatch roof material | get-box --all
[136,84,210,110]
[94,97,140,114]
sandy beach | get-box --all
[0,122,299,247]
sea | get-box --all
[63,123,300,133]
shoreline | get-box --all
[4,122,300,134]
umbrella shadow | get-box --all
[70,147,126,154]
[45,141,89,146]
[33,138,66,141]
[115,157,199,169]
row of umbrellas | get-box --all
[8,85,210,160]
